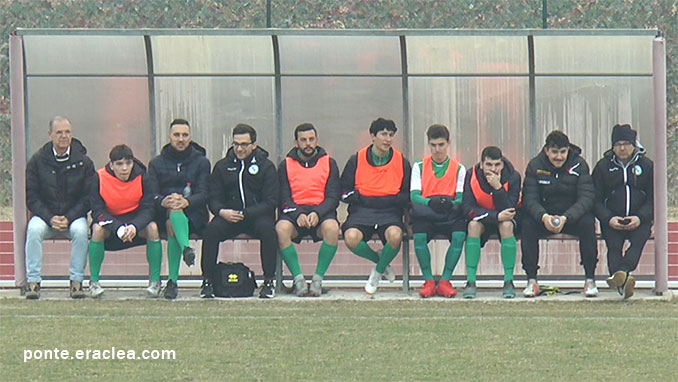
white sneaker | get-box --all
[365,268,382,295]
[89,282,105,298]
[522,279,539,298]
[146,281,162,298]
[383,265,396,283]
[584,279,599,297]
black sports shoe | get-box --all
[182,247,196,267]
[163,279,179,300]
[259,279,275,299]
[200,280,214,298]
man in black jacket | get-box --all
[25,116,94,300]
[277,123,341,297]
[461,146,521,299]
[521,130,598,298]
[148,119,210,299]
[592,124,653,299]
[200,124,279,299]
[88,145,161,299]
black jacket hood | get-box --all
[104,157,146,181]
[225,145,270,163]
[38,138,89,164]
[285,146,329,167]
[160,141,207,158]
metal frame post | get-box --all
[652,37,668,294]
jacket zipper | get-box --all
[238,159,246,209]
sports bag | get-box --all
[213,262,258,298]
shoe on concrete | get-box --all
[606,270,627,290]
[70,280,86,299]
[293,274,307,297]
[182,246,196,267]
[259,279,275,299]
[623,275,636,299]
[436,279,457,298]
[419,280,436,298]
[383,265,396,283]
[89,282,105,298]
[163,279,178,300]
[200,280,214,298]
[308,274,323,297]
[523,279,538,298]
[146,280,162,298]
[463,281,477,299]
[365,268,381,295]
[502,280,515,299]
[584,279,599,297]
[26,282,40,300]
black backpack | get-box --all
[213,262,258,298]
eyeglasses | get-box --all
[613,142,633,148]
[232,142,252,149]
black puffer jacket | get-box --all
[90,158,154,235]
[278,146,341,221]
[208,146,278,220]
[26,139,95,224]
[147,142,211,232]
[592,145,653,225]
[462,157,522,224]
[522,144,595,223]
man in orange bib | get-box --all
[88,144,161,299]
[461,146,521,299]
[276,123,341,297]
[340,118,411,295]
[410,124,466,298]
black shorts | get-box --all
[104,234,147,251]
[341,221,404,245]
[280,212,338,244]
[475,219,519,247]
[412,218,467,242]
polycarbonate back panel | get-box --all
[26,77,151,168]
[154,77,276,165]
[23,35,147,75]
[151,36,274,75]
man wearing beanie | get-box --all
[521,130,598,297]
[592,124,653,299]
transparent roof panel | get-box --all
[23,36,147,75]
[278,36,401,75]
[151,36,274,75]
[534,36,654,74]
[407,36,528,75]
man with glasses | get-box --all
[200,124,279,298]
[592,124,653,299]
[24,116,95,299]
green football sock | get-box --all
[146,240,162,283]
[352,240,380,263]
[169,211,190,250]
[280,244,302,277]
[442,231,466,280]
[501,236,517,282]
[413,233,434,280]
[315,241,338,277]
[88,240,105,282]
[167,236,181,282]
[376,243,400,274]
[464,236,481,282]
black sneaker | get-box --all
[259,280,275,299]
[182,247,196,267]
[26,282,40,300]
[163,279,179,300]
[200,280,214,298]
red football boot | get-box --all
[436,279,457,298]
[419,280,436,298]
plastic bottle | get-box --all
[183,182,192,198]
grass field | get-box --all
[1,299,677,381]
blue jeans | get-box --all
[25,216,89,283]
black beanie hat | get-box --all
[611,124,637,146]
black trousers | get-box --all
[521,213,598,279]
[600,221,652,275]
[201,215,278,280]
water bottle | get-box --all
[552,217,561,227]
[182,182,192,198]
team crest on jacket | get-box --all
[633,165,643,176]
[248,164,259,175]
